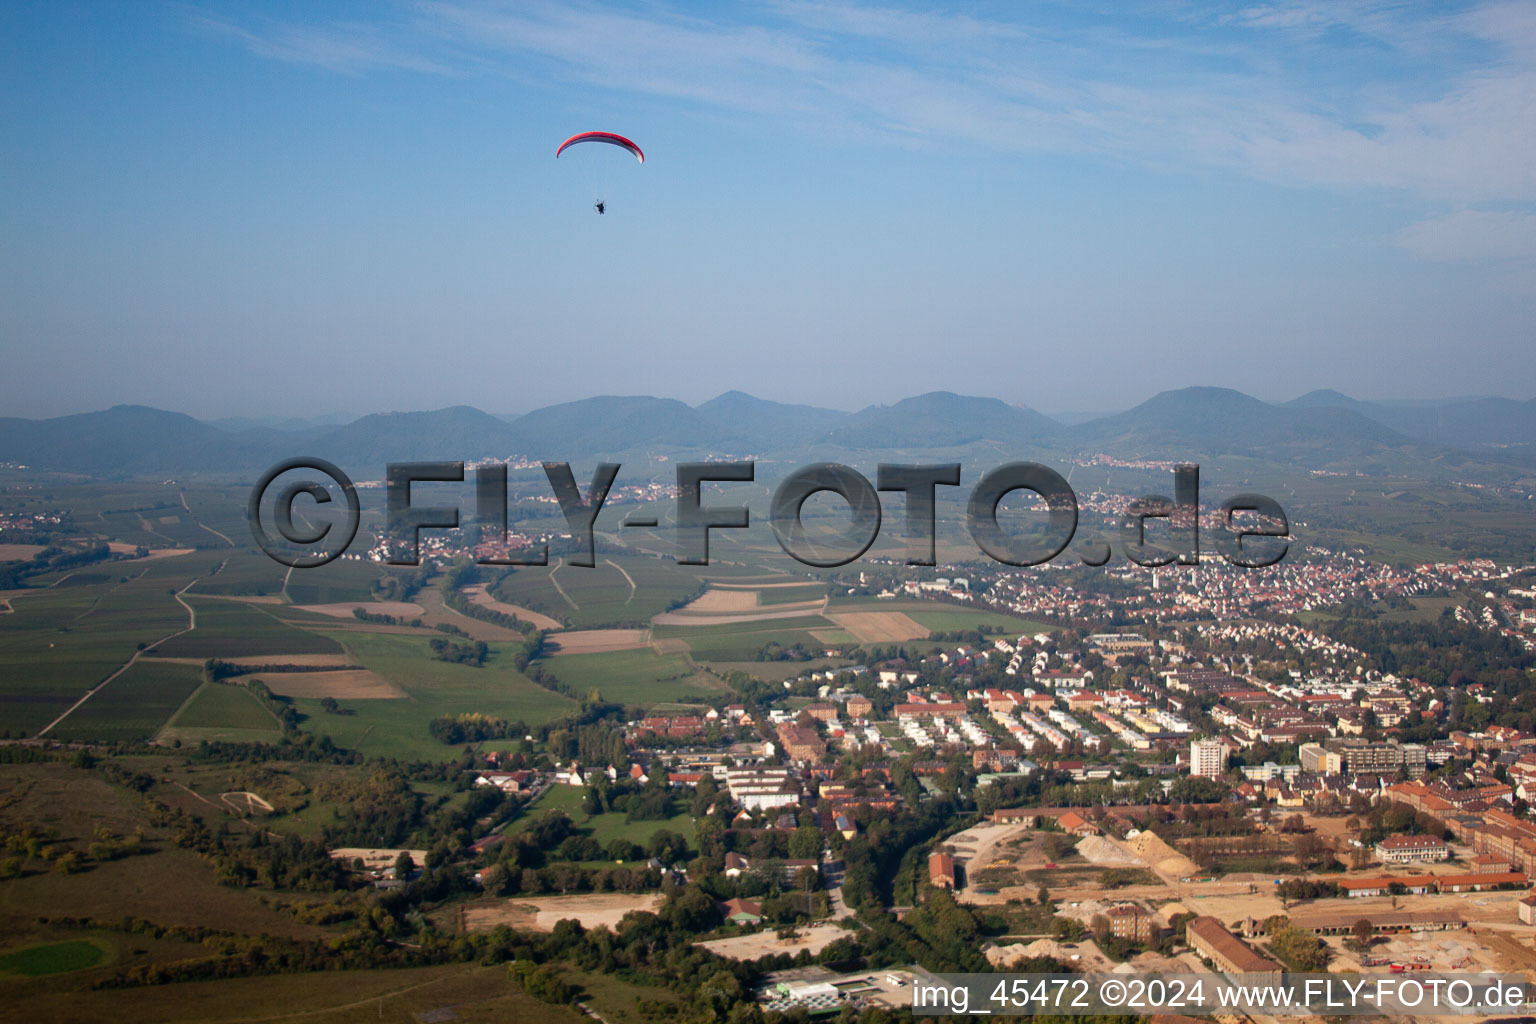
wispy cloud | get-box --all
[195,0,1536,257]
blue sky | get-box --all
[3,1,1534,420]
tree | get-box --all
[1037,885,1050,907]
[393,850,415,879]
[1090,913,1111,941]
[320,696,340,714]
[1352,918,1374,946]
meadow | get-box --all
[534,647,728,706]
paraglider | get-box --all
[557,132,643,214]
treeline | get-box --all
[428,712,527,744]
[204,659,360,678]
[245,679,301,731]
[352,607,425,627]
[438,564,546,669]
[0,542,112,589]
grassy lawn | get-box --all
[509,785,696,851]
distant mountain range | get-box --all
[2,386,1533,478]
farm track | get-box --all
[36,577,201,737]
[181,490,235,547]
[604,558,636,604]
[547,557,579,609]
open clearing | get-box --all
[254,669,405,700]
[463,584,564,631]
[545,629,651,655]
[329,848,430,872]
[462,893,664,932]
[293,601,424,619]
[828,610,929,642]
[697,922,850,960]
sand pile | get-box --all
[1126,829,1200,879]
[1075,834,1145,867]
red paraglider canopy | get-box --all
[555,131,644,164]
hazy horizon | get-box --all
[5,2,1535,420]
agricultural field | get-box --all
[490,554,716,629]
[284,631,576,760]
[156,681,284,744]
[754,582,828,605]
[47,661,205,744]
[152,599,343,658]
[534,647,729,705]
[828,597,1052,636]
[0,559,208,734]
[648,614,835,661]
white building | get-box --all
[1189,738,1226,779]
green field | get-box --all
[829,597,1054,636]
[648,614,836,661]
[753,583,827,606]
[0,562,207,734]
[287,631,577,760]
[48,661,205,744]
[509,784,696,851]
[491,554,715,629]
[0,939,107,977]
[159,681,285,743]
[153,599,342,658]
[535,647,729,705]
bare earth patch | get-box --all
[462,893,665,932]
[685,589,761,612]
[295,601,425,619]
[252,670,405,700]
[697,922,851,960]
[330,847,430,872]
[0,543,47,561]
[829,611,929,642]
[463,584,564,631]
[546,629,651,654]
[105,543,196,561]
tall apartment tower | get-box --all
[1190,738,1226,779]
